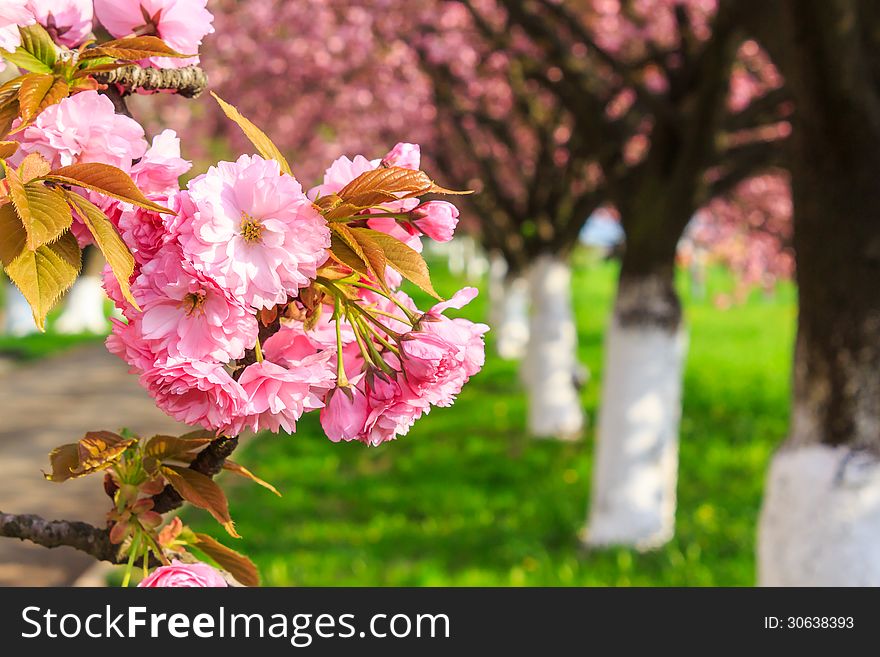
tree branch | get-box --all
[152,435,239,514]
[94,65,208,99]
[0,511,120,563]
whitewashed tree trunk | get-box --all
[525,254,583,439]
[585,272,686,548]
[53,275,108,334]
[3,281,37,336]
[488,255,530,360]
[759,442,880,586]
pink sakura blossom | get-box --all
[13,90,147,169]
[93,0,214,68]
[130,129,191,196]
[232,357,334,434]
[140,357,246,432]
[399,288,488,407]
[308,153,376,199]
[360,373,429,446]
[381,142,421,170]
[106,317,156,373]
[133,247,258,362]
[26,0,93,47]
[0,0,33,72]
[321,380,370,443]
[115,204,171,265]
[411,201,460,242]
[177,154,330,310]
[138,560,227,587]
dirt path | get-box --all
[0,344,188,586]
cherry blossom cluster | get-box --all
[103,140,484,444]
[0,0,213,71]
[3,2,485,446]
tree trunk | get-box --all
[54,248,108,335]
[2,281,37,336]
[757,0,880,585]
[525,253,583,439]
[586,264,686,548]
[489,253,530,360]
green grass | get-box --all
[181,253,796,586]
[0,332,103,360]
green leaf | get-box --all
[17,24,57,69]
[22,183,73,249]
[79,36,194,62]
[65,192,138,310]
[193,533,260,587]
[16,73,69,125]
[45,162,172,213]
[2,49,52,75]
[4,230,81,330]
[210,92,292,176]
[223,461,281,497]
[3,164,72,250]
[162,465,240,538]
[357,228,441,299]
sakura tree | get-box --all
[744,0,880,586]
[141,0,794,548]
[0,1,485,587]
[449,0,790,547]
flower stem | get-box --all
[333,296,349,388]
[254,336,264,363]
[121,532,141,588]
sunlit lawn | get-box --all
[183,251,796,586]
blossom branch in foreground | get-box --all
[94,65,210,99]
[0,511,119,563]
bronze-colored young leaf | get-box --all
[359,228,441,299]
[43,443,80,482]
[328,232,369,276]
[4,229,81,329]
[3,162,30,223]
[17,24,57,70]
[161,465,240,538]
[210,92,292,176]
[79,36,194,62]
[223,461,281,497]
[0,202,27,266]
[0,99,20,139]
[330,223,371,272]
[66,192,138,309]
[338,166,471,207]
[16,74,69,125]
[349,226,388,286]
[193,533,260,587]
[0,141,19,159]
[17,181,73,249]
[45,162,172,213]
[18,153,51,182]
[77,431,135,474]
[144,434,214,462]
